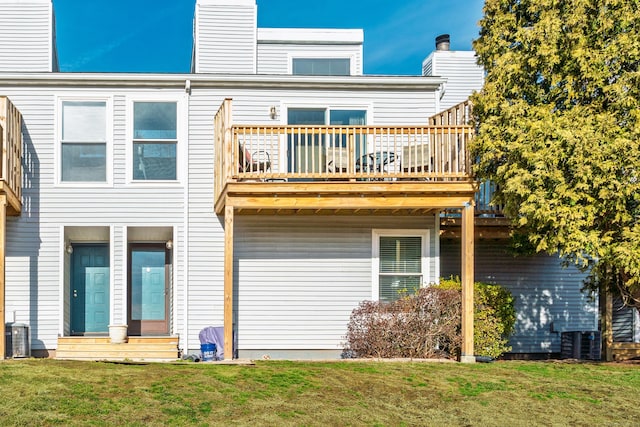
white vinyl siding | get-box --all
[194,0,257,74]
[0,0,55,72]
[440,239,597,354]
[233,216,437,352]
[422,50,484,110]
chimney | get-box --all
[435,34,450,51]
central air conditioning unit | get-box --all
[560,331,601,360]
[5,322,30,358]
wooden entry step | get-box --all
[56,336,179,361]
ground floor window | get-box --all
[372,229,429,302]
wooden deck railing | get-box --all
[429,100,473,126]
[0,97,22,210]
[214,99,474,204]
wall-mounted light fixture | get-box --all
[166,240,173,250]
[66,243,74,254]
[269,106,277,120]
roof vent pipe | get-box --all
[435,34,450,51]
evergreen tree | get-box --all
[471,0,640,306]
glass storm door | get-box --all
[128,244,169,335]
[70,244,110,334]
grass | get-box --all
[1,359,639,426]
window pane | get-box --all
[133,143,176,180]
[62,101,106,142]
[62,143,106,182]
[330,110,366,126]
[134,102,177,139]
[292,58,350,76]
[379,275,422,303]
[380,236,422,273]
[287,108,326,125]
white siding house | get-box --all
[0,0,601,361]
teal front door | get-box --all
[128,244,169,335]
[70,244,110,334]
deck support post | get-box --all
[223,204,234,360]
[0,195,6,360]
[460,201,475,363]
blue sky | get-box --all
[53,0,484,75]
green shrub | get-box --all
[435,277,516,358]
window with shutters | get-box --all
[372,230,429,303]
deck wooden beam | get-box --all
[227,195,474,211]
[223,204,234,360]
[460,201,475,363]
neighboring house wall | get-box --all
[193,0,257,74]
[257,28,363,75]
[0,0,57,72]
[612,298,640,343]
[423,50,484,110]
[440,239,598,354]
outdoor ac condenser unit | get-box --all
[5,322,30,358]
[560,331,601,360]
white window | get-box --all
[292,58,351,76]
[60,100,107,182]
[132,101,177,181]
[372,230,429,302]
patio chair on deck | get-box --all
[239,143,271,173]
[325,147,350,174]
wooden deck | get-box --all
[56,336,180,362]
[213,99,478,361]
[0,96,22,216]
[0,96,22,361]
[213,98,476,215]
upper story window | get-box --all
[61,101,107,182]
[133,102,177,181]
[292,58,350,76]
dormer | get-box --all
[0,0,58,72]
[256,28,363,76]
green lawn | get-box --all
[1,358,639,426]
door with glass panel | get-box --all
[287,109,366,174]
[128,244,170,335]
[70,244,110,335]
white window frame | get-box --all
[126,94,187,185]
[288,52,357,76]
[55,96,113,186]
[280,101,373,173]
[372,229,430,301]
